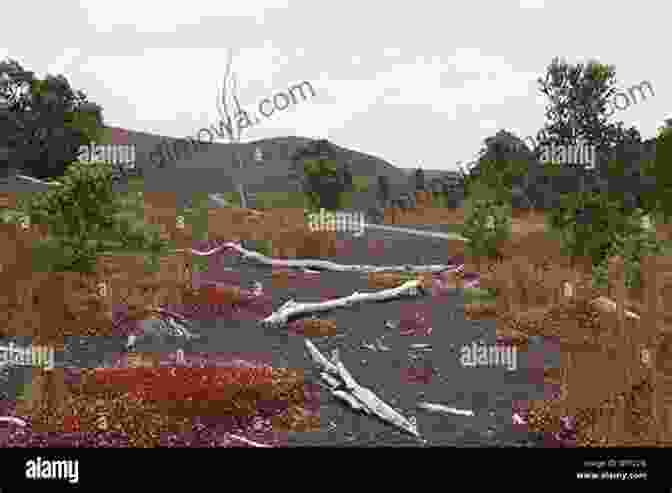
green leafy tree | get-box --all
[537,57,645,204]
[0,58,104,180]
[537,57,641,156]
[471,139,529,206]
[2,160,170,273]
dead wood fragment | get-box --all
[262,280,425,328]
[304,339,420,438]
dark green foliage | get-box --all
[0,58,104,180]
[544,190,663,287]
[537,57,641,158]
[591,209,664,289]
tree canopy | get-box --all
[0,58,104,180]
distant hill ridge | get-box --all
[99,126,421,200]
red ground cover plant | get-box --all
[8,362,318,447]
[78,365,305,419]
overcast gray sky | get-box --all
[3,0,669,171]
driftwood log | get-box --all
[175,242,454,274]
[305,340,421,439]
[261,280,424,328]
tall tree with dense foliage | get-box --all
[537,57,641,157]
[0,58,104,180]
[471,137,529,206]
[536,57,645,206]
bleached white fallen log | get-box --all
[0,416,28,427]
[304,339,420,439]
[332,350,358,390]
[333,389,367,412]
[261,280,424,328]
[320,372,341,389]
[305,339,339,375]
[417,402,474,417]
[175,242,453,274]
[590,296,641,320]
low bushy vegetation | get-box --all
[1,161,170,273]
[460,184,512,262]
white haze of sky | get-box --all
[2,0,669,171]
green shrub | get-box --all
[7,160,170,273]
[591,208,665,290]
[546,191,664,290]
[460,192,512,262]
[546,190,634,269]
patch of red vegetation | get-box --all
[17,362,315,447]
[82,366,291,418]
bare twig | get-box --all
[417,402,474,417]
[0,416,28,427]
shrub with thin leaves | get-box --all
[460,190,512,262]
[591,208,665,290]
[6,160,170,273]
[546,190,639,270]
